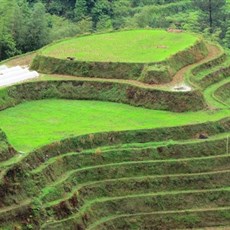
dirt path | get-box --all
[45,44,221,91]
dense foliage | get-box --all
[0,0,230,61]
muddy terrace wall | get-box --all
[0,130,8,161]
[0,80,206,112]
[0,129,17,162]
[31,40,207,84]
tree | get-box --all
[25,2,49,51]
[92,0,113,29]
[75,0,88,21]
[0,33,18,60]
[223,21,230,48]
[112,0,131,29]
[194,0,226,33]
[11,0,31,52]
[96,14,112,31]
[77,17,93,33]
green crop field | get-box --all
[41,30,198,63]
[0,99,229,151]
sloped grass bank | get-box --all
[214,81,230,106]
[191,44,226,76]
[0,80,206,114]
[41,155,230,205]
[187,49,230,90]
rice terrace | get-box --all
[0,26,230,230]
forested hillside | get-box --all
[0,0,229,61]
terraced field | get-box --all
[41,30,198,63]
[0,99,228,151]
[0,29,229,229]
[32,29,206,84]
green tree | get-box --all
[77,17,93,33]
[96,14,113,31]
[0,32,18,60]
[223,22,230,48]
[11,0,31,52]
[112,0,131,29]
[25,2,49,51]
[75,0,87,21]
[194,0,226,33]
[92,0,113,29]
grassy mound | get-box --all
[41,30,198,63]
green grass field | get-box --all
[41,30,198,63]
[0,99,229,151]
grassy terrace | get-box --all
[0,29,229,230]
[41,30,198,63]
[0,99,229,151]
[1,133,229,229]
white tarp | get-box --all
[172,84,192,92]
[0,65,39,87]
[0,65,7,71]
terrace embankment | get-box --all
[0,116,229,229]
[0,80,205,112]
[31,30,207,84]
[0,129,17,163]
[214,81,230,106]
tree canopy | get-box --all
[0,0,229,61]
